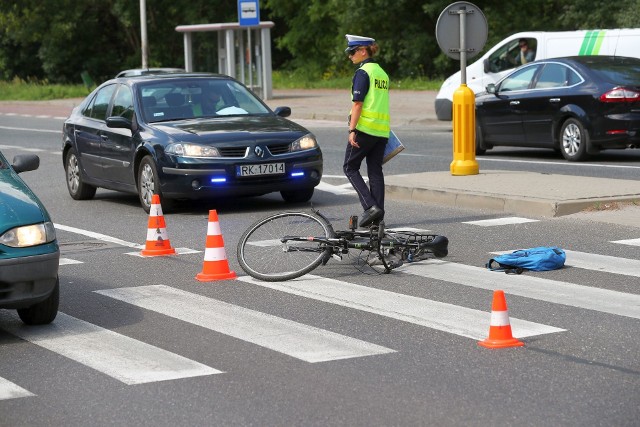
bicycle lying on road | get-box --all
[237,209,449,282]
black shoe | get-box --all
[359,205,383,228]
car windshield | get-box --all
[138,78,271,123]
[584,58,640,86]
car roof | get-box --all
[115,68,186,78]
[111,72,233,84]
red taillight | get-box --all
[600,87,640,102]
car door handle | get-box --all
[509,101,520,106]
[549,98,561,103]
[100,134,109,141]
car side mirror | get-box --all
[483,58,489,74]
[106,116,133,130]
[12,154,39,174]
[274,106,291,118]
[486,83,497,95]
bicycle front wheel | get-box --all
[237,212,334,281]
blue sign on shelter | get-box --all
[238,1,260,26]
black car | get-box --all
[475,56,640,161]
[62,73,323,212]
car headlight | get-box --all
[0,222,56,248]
[166,143,221,158]
[291,134,318,152]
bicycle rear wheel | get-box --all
[237,212,334,281]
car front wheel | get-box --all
[137,155,174,213]
[560,118,589,161]
[476,124,486,155]
[65,149,97,200]
[17,277,59,325]
[281,187,314,203]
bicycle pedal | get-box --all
[332,254,342,261]
[348,215,358,231]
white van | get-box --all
[435,28,640,121]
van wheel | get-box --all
[560,118,589,161]
[17,277,59,325]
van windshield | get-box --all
[486,38,538,73]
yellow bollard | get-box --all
[450,84,479,176]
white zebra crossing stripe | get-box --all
[316,181,357,195]
[237,275,564,340]
[0,312,221,385]
[463,217,539,226]
[612,237,640,247]
[59,258,83,265]
[96,285,394,363]
[0,377,34,401]
[404,260,640,319]
[492,249,640,277]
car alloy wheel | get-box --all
[65,149,96,200]
[560,118,588,161]
[137,156,157,212]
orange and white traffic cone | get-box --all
[478,290,524,349]
[195,210,236,281]
[140,194,176,257]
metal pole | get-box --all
[459,6,466,84]
[248,29,253,89]
[140,0,148,68]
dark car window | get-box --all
[137,78,270,123]
[586,59,640,86]
[83,84,117,121]
[499,66,539,92]
[534,63,581,89]
[111,85,134,120]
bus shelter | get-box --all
[175,21,274,99]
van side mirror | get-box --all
[487,84,497,94]
[483,59,489,74]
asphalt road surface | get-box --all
[1,114,639,426]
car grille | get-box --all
[219,147,248,157]
[267,143,291,155]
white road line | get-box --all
[237,275,564,340]
[404,260,640,319]
[612,237,640,247]
[0,312,221,385]
[54,224,142,249]
[464,217,539,226]
[0,144,45,152]
[492,249,640,277]
[0,126,59,134]
[55,223,199,254]
[386,227,432,233]
[316,181,356,195]
[0,377,34,401]
[125,247,200,257]
[59,258,83,266]
[96,285,394,363]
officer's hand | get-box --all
[349,132,360,148]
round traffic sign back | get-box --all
[436,2,487,60]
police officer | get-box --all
[343,34,390,227]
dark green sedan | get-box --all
[0,151,59,324]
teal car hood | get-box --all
[0,169,47,234]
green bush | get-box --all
[0,78,90,101]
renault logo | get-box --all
[254,146,264,157]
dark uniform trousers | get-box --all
[343,130,388,217]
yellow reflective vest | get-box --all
[353,62,390,138]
